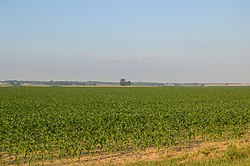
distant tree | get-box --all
[120,78,131,86]
[126,81,131,86]
[8,81,20,86]
[120,78,126,86]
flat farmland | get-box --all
[0,87,249,165]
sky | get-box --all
[0,0,250,83]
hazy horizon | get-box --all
[1,0,250,83]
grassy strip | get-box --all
[129,143,250,166]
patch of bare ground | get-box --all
[0,83,11,87]
[23,133,249,166]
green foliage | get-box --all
[120,78,131,86]
[225,145,248,161]
[0,87,249,164]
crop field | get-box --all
[0,87,250,165]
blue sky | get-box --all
[0,0,250,82]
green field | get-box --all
[0,87,249,165]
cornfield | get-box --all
[0,87,249,164]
